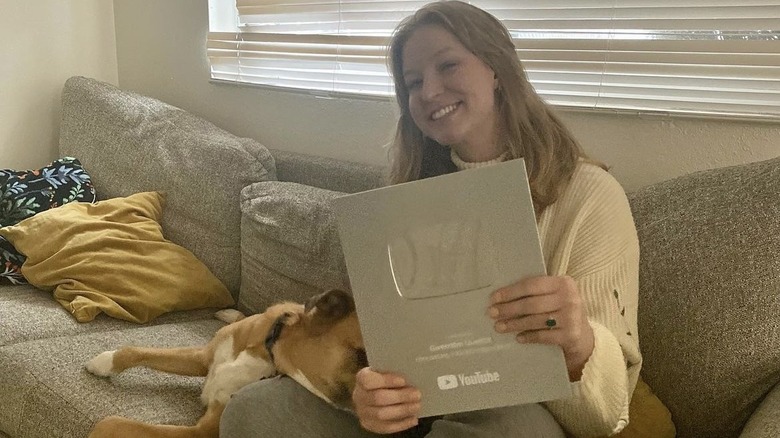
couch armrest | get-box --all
[739,383,780,438]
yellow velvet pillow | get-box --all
[606,377,676,438]
[0,191,234,323]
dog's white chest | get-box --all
[201,336,276,405]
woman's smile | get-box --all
[431,102,460,121]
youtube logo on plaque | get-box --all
[437,375,458,390]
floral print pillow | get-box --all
[0,236,25,284]
[1,157,96,284]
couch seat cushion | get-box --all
[628,155,780,438]
[0,284,215,348]
[0,319,224,438]
[59,76,276,298]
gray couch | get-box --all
[0,76,777,438]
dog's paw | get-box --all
[215,308,246,324]
[86,350,117,377]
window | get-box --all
[207,0,780,120]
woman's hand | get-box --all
[352,367,422,434]
[488,275,595,381]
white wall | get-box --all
[0,0,118,170]
[113,0,780,192]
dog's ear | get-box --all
[305,289,355,323]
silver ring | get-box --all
[545,317,557,330]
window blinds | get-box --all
[207,0,780,119]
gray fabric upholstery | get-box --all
[271,148,385,194]
[628,155,780,438]
[0,284,216,347]
[0,319,224,438]
[237,151,385,314]
[221,376,565,438]
[0,77,385,438]
[238,181,351,313]
[59,76,277,298]
[3,74,776,438]
[739,382,780,438]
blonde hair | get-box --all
[387,0,603,213]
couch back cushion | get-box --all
[59,76,276,298]
[239,181,350,313]
[628,155,780,438]
[271,149,385,194]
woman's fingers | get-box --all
[355,367,408,391]
[493,311,571,335]
[490,276,577,304]
[488,275,595,380]
[360,399,422,421]
[354,391,421,434]
[354,384,422,408]
[487,292,559,320]
[488,276,581,326]
[352,367,422,434]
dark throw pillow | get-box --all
[0,235,25,284]
[0,157,96,284]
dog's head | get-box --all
[264,289,366,410]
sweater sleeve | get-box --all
[539,165,642,437]
[545,320,631,436]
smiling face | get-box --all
[401,24,501,162]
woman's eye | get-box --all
[440,61,458,71]
[406,79,422,90]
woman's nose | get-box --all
[421,74,444,100]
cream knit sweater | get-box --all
[452,151,641,437]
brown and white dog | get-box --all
[85,289,366,438]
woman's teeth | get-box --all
[432,103,458,121]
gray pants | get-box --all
[220,376,565,438]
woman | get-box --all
[222,2,645,437]
[352,2,641,437]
